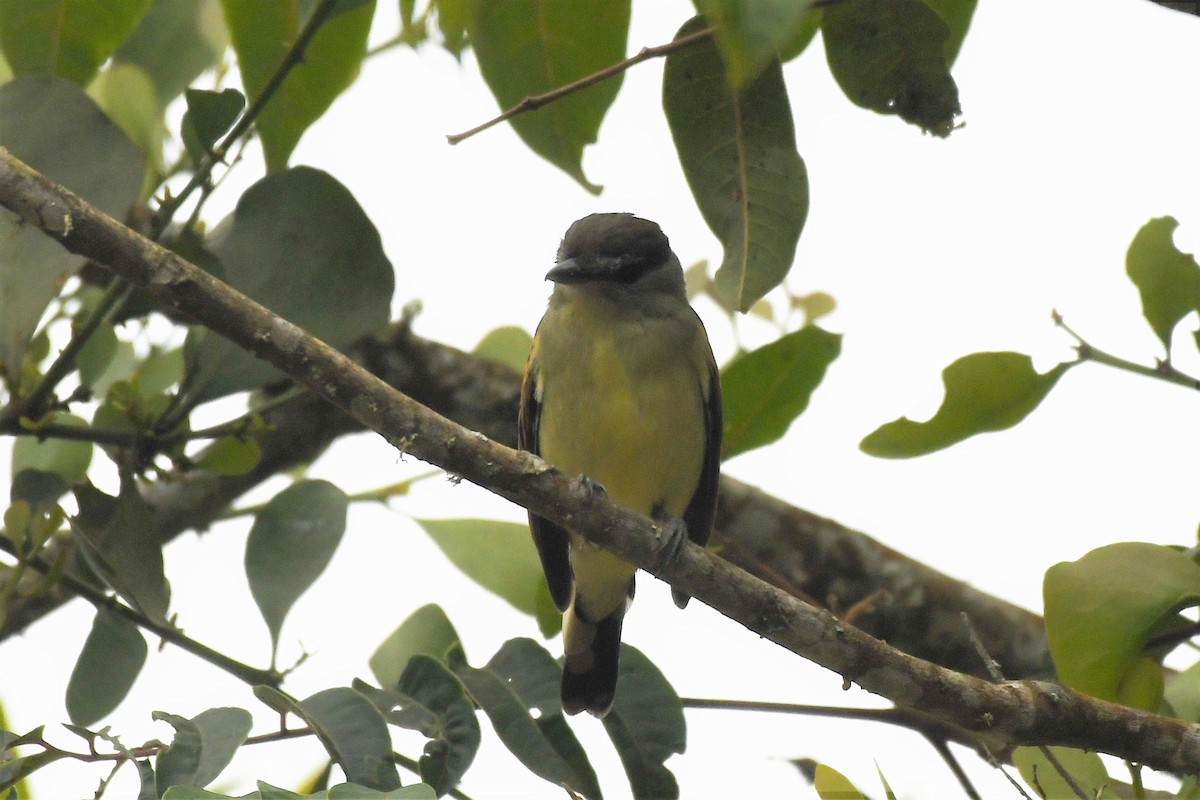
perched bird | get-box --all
[519,213,722,717]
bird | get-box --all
[519,213,722,717]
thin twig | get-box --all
[0,280,132,428]
[1054,310,1200,392]
[0,536,280,688]
[963,613,1088,800]
[446,26,715,145]
[152,0,344,237]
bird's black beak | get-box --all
[545,258,587,284]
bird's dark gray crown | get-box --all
[557,213,672,285]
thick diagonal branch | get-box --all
[1,148,1195,773]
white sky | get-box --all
[5,0,1200,797]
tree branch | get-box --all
[2,148,1199,775]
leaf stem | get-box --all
[1054,310,1200,391]
[0,536,281,688]
[0,280,132,429]
[446,26,716,145]
[152,0,344,236]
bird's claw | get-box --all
[653,515,689,570]
[577,474,607,499]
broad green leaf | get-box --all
[822,0,961,136]
[12,413,92,486]
[245,480,348,658]
[418,519,560,637]
[485,639,599,798]
[920,0,978,65]
[0,0,152,85]
[256,784,306,800]
[1044,542,1200,706]
[221,0,375,172]
[436,0,469,57]
[195,435,261,476]
[473,326,532,374]
[720,326,841,459]
[136,346,185,397]
[694,0,819,87]
[65,608,148,726]
[327,784,437,800]
[1166,659,1200,723]
[453,644,600,799]
[1013,745,1112,800]
[72,480,171,625]
[76,323,119,389]
[161,789,234,799]
[813,764,866,800]
[1125,216,1200,355]
[365,656,480,795]
[469,0,629,194]
[84,340,138,399]
[182,87,246,162]
[115,0,229,108]
[155,707,252,792]
[0,702,32,800]
[0,750,67,794]
[87,61,161,172]
[187,167,394,401]
[296,688,401,791]
[370,604,463,691]
[0,77,143,382]
[603,645,684,800]
[663,16,808,311]
[861,352,1071,458]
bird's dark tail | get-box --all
[561,603,625,717]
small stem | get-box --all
[0,537,280,688]
[4,422,141,448]
[446,26,715,145]
[1055,311,1200,392]
[345,471,441,503]
[0,280,132,428]
[152,0,344,236]
[184,385,308,441]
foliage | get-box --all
[0,0,1197,797]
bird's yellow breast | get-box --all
[535,296,708,519]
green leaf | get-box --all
[720,326,841,459]
[473,326,533,374]
[417,519,560,637]
[0,0,152,85]
[860,352,1071,458]
[186,167,394,401]
[1044,543,1200,706]
[0,77,143,382]
[12,413,92,486]
[182,87,246,161]
[1125,216,1200,355]
[469,0,629,194]
[694,0,819,87]
[155,707,253,792]
[195,435,262,476]
[822,0,961,136]
[327,784,437,800]
[602,645,684,800]
[1166,659,1200,723]
[296,688,402,791]
[161,788,235,799]
[65,608,148,726]
[370,604,463,691]
[482,639,599,798]
[115,0,229,108]
[87,61,162,169]
[245,480,348,658]
[221,0,375,172]
[453,642,601,799]
[1013,746,1112,800]
[919,0,978,65]
[365,656,481,795]
[72,480,171,625]
[76,323,119,390]
[436,0,469,57]
[813,764,866,800]
[663,16,808,311]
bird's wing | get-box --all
[520,339,574,612]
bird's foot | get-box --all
[652,514,689,570]
[576,474,607,500]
